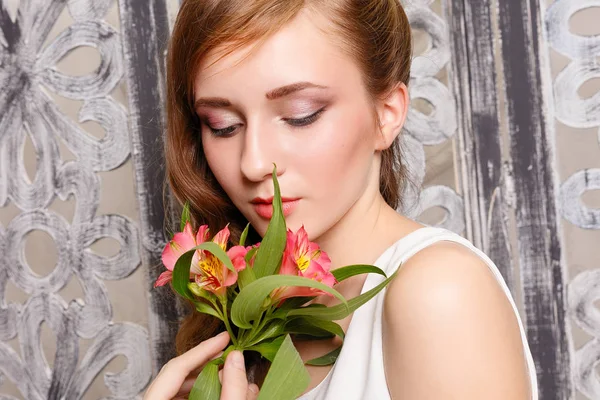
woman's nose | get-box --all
[239,123,283,182]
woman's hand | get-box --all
[144,331,259,400]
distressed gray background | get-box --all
[0,0,598,398]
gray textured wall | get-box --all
[0,0,598,398]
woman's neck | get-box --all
[314,192,422,272]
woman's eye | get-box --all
[284,108,325,128]
[202,108,325,136]
[206,124,238,137]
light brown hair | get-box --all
[165,0,412,383]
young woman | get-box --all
[144,0,538,399]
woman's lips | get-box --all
[253,199,300,219]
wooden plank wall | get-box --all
[499,0,571,397]
[445,0,515,292]
[2,0,598,398]
[119,0,181,376]
[445,0,600,397]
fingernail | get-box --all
[249,383,259,394]
[217,331,228,338]
[229,350,245,370]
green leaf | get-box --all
[237,267,256,291]
[252,166,287,278]
[239,223,250,246]
[172,253,195,301]
[332,264,387,282]
[244,247,258,263]
[165,225,174,241]
[188,283,219,305]
[245,319,285,347]
[285,317,345,340]
[305,346,341,366]
[270,296,316,319]
[195,301,223,321]
[271,301,325,320]
[180,201,191,232]
[246,335,284,362]
[171,242,236,301]
[287,269,398,321]
[189,360,221,400]
[280,296,316,309]
[231,275,348,329]
[219,345,236,365]
[257,335,310,400]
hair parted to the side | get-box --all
[165,0,412,383]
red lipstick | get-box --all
[251,197,300,219]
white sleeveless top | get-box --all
[297,226,538,399]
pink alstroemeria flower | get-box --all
[194,225,248,296]
[155,222,209,287]
[271,226,337,303]
[155,223,248,296]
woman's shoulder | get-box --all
[384,238,507,312]
[371,216,516,321]
[380,236,532,398]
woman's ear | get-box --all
[374,82,409,151]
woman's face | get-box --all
[194,10,384,240]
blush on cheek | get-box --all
[202,144,228,190]
[333,120,373,164]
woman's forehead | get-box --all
[193,11,359,99]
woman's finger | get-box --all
[174,331,230,374]
[144,331,230,400]
[174,377,196,397]
[247,383,259,400]
[220,350,250,399]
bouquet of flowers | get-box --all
[155,166,397,399]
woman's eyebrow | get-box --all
[194,82,328,110]
[265,82,328,100]
[195,97,231,109]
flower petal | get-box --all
[245,243,260,268]
[285,229,296,248]
[227,245,248,271]
[161,242,180,271]
[315,250,332,271]
[300,259,337,288]
[190,256,203,276]
[212,224,231,250]
[196,225,210,244]
[271,286,324,303]
[154,270,173,287]
[295,225,310,256]
[302,259,325,279]
[319,271,337,288]
[181,221,196,241]
[279,250,299,276]
[161,223,198,271]
[222,266,238,287]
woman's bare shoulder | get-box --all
[381,241,531,399]
[385,240,503,307]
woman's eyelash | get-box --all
[208,125,237,137]
[204,107,326,137]
[283,108,326,127]
[200,117,239,137]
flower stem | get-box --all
[243,309,272,346]
[241,315,262,347]
[220,297,238,347]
